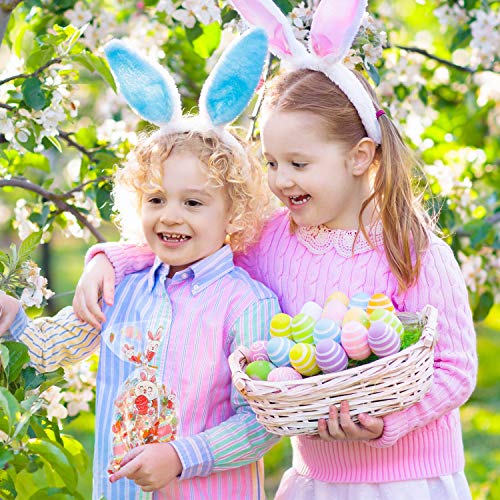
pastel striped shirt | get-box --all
[10,245,281,499]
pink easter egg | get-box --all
[368,321,400,357]
[341,321,371,360]
[315,339,348,373]
[321,299,348,325]
[248,340,269,362]
[268,366,303,381]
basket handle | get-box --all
[228,347,249,395]
[421,304,439,347]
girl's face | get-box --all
[141,151,233,277]
[261,110,372,230]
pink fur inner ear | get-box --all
[231,0,293,56]
[310,0,367,59]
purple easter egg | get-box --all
[267,366,303,381]
[315,339,348,373]
[248,340,269,362]
[368,321,401,357]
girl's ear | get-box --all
[310,0,367,62]
[199,27,268,126]
[104,40,182,125]
[349,137,376,176]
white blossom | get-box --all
[157,0,177,15]
[65,1,93,28]
[13,199,38,240]
[458,252,487,293]
[41,386,68,421]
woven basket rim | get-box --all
[229,304,438,393]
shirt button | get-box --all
[193,284,199,291]
[181,273,188,279]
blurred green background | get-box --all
[31,234,500,499]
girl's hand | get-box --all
[317,401,384,441]
[72,253,115,330]
[109,443,182,492]
[0,291,20,335]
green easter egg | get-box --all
[246,360,274,381]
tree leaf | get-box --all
[19,232,42,264]
[473,291,494,322]
[3,342,30,383]
[192,22,221,59]
[0,387,21,432]
[26,439,77,491]
[0,344,9,370]
[21,78,47,110]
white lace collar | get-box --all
[296,221,384,257]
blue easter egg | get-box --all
[349,292,371,310]
[313,318,341,344]
[267,337,295,367]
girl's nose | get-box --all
[274,168,295,190]
[159,205,183,225]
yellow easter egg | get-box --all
[342,307,370,328]
[366,293,395,315]
[289,343,321,376]
[325,291,349,307]
[270,313,292,338]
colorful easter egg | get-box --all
[366,293,395,315]
[369,309,404,337]
[341,321,371,360]
[269,313,292,338]
[321,299,348,325]
[289,343,321,376]
[342,307,370,328]
[291,314,315,344]
[313,318,342,344]
[267,337,295,367]
[245,360,274,381]
[315,338,349,373]
[325,291,349,307]
[300,301,323,322]
[349,292,371,310]
[248,340,269,362]
[368,321,401,357]
[268,366,303,381]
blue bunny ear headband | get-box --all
[104,28,269,151]
[229,0,382,145]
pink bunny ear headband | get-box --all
[230,0,383,145]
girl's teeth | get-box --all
[290,195,310,205]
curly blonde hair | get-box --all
[112,128,272,253]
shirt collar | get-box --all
[147,245,235,295]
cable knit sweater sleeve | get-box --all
[367,235,477,448]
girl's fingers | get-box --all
[358,413,384,438]
[102,273,115,306]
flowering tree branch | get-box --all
[0,177,106,242]
[0,57,63,86]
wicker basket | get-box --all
[229,305,438,436]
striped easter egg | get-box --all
[366,293,395,315]
[313,318,341,344]
[368,321,401,357]
[248,340,269,362]
[268,366,303,381]
[269,313,292,338]
[348,292,371,310]
[289,343,321,376]
[369,309,404,337]
[321,299,348,325]
[341,321,371,360]
[300,301,323,322]
[342,307,370,328]
[267,337,295,367]
[325,291,349,307]
[315,338,348,373]
[291,313,315,344]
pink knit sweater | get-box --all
[88,209,477,483]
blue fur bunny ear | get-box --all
[199,28,268,126]
[104,40,182,126]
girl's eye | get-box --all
[266,161,277,169]
[185,199,202,207]
[148,197,164,204]
[292,162,308,168]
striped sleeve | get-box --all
[367,239,477,448]
[172,297,281,478]
[9,306,100,373]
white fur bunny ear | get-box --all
[310,0,367,62]
[104,40,182,126]
[229,0,308,60]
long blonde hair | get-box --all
[264,69,431,292]
[113,129,272,253]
